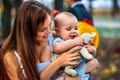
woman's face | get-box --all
[36,15,51,43]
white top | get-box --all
[14,51,27,78]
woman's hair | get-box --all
[0,1,51,80]
[73,0,81,1]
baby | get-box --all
[52,12,96,78]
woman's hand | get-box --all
[56,46,82,67]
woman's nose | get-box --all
[47,27,51,34]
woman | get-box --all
[0,1,82,80]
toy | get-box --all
[64,32,96,76]
[78,22,99,48]
[79,32,96,59]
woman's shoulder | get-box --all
[3,50,21,80]
[3,50,19,67]
[3,50,16,59]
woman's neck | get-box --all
[36,42,49,52]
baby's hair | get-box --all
[54,12,77,27]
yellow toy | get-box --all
[78,21,100,48]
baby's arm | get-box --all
[53,37,84,54]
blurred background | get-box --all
[0,0,120,80]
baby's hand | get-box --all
[74,36,85,46]
[84,45,96,56]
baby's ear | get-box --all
[91,32,96,38]
[55,27,60,35]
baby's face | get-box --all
[59,17,79,40]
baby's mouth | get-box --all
[70,35,76,39]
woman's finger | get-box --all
[68,60,80,66]
[66,46,82,54]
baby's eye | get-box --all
[75,26,78,30]
[66,28,71,31]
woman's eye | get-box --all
[39,29,45,32]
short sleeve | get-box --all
[52,37,64,45]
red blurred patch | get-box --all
[114,47,120,53]
[52,10,60,17]
[83,18,93,26]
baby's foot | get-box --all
[64,67,77,76]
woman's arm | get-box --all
[40,46,81,80]
[3,51,19,80]
[85,58,99,73]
